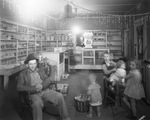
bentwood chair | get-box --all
[17,81,59,119]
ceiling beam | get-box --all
[101,10,129,13]
[83,4,136,7]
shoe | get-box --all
[87,114,92,118]
[126,113,133,119]
[132,116,138,120]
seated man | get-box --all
[17,54,71,120]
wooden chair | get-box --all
[17,82,59,120]
[17,61,60,119]
[103,78,125,120]
[88,102,102,118]
[18,91,32,111]
[104,80,124,106]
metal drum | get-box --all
[145,64,150,104]
[142,62,150,104]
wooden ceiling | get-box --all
[44,0,146,16]
[74,0,143,14]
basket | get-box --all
[74,94,90,113]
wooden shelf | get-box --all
[0,19,48,67]
[69,64,102,70]
[46,31,74,51]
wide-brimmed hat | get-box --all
[24,54,39,64]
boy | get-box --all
[87,73,102,118]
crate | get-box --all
[56,83,68,96]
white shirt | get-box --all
[29,70,43,86]
[110,68,126,82]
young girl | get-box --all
[123,60,145,120]
[87,73,102,118]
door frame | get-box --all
[124,29,129,58]
[134,17,147,60]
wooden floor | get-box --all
[0,70,150,120]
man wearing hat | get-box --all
[17,54,71,120]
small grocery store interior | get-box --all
[0,0,150,120]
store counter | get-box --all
[0,65,26,90]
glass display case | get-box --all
[69,48,109,70]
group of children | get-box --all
[85,53,145,120]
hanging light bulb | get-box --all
[72,25,81,34]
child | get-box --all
[102,53,116,78]
[87,73,102,118]
[123,60,145,120]
[109,60,126,90]
[102,53,116,100]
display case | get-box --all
[69,48,109,70]
[41,51,65,81]
[0,18,47,69]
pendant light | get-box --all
[62,4,75,19]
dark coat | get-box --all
[17,68,52,93]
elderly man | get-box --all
[17,54,71,120]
